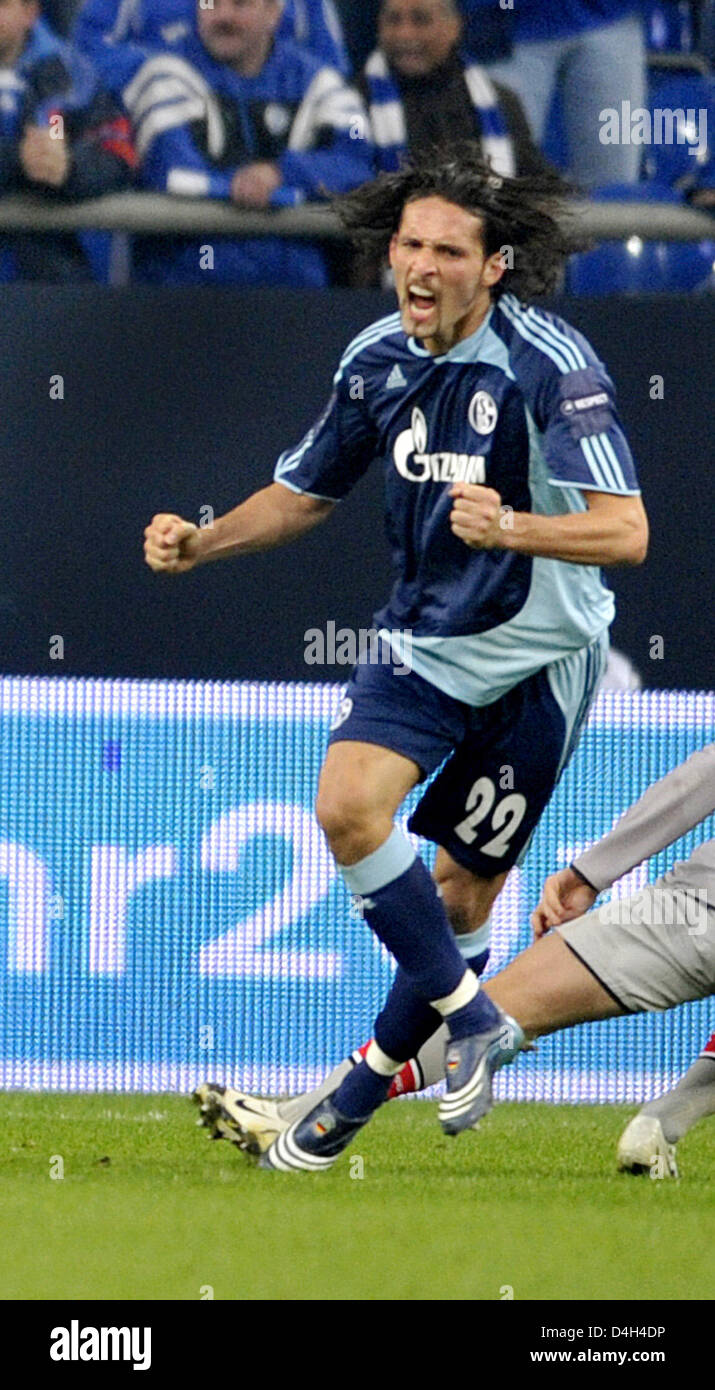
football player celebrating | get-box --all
[145,147,648,1171]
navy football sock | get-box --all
[449,948,496,1038]
[332,1056,394,1120]
[340,829,477,1006]
[445,985,501,1041]
[373,966,440,1060]
[335,944,500,1118]
[374,946,498,1080]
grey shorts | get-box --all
[557,880,715,1013]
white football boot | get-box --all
[616,1113,679,1179]
[193,1083,289,1155]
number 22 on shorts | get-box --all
[454,776,527,857]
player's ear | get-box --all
[483,250,507,288]
[388,232,400,269]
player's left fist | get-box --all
[449,483,504,550]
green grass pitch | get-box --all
[1,1093,711,1302]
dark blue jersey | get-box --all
[275,295,641,706]
[122,36,369,285]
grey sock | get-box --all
[641,1056,715,1143]
[277,1056,356,1125]
[413,1025,449,1089]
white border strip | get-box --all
[586,689,714,727]
[0,1061,688,1103]
[0,677,712,727]
[0,676,344,721]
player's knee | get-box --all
[315,781,382,862]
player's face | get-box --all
[0,0,37,64]
[390,196,505,355]
[379,0,461,77]
[198,0,280,73]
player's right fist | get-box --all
[144,514,201,574]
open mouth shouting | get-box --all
[406,285,437,324]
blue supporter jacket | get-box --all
[125,35,370,284]
[0,17,135,196]
[73,0,349,95]
[0,17,136,280]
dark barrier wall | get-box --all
[1,287,713,689]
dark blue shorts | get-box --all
[328,641,603,877]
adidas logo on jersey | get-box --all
[386,365,407,390]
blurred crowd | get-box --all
[1,0,713,284]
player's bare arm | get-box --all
[144,482,334,574]
[449,484,649,566]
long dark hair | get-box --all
[334,144,583,301]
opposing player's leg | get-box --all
[466,881,715,1146]
[564,905,715,1179]
[484,931,624,1032]
[637,1032,715,1142]
[617,1031,715,1179]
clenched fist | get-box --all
[449,483,504,550]
[144,514,202,574]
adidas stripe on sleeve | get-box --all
[500,297,641,497]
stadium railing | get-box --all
[1,195,713,284]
